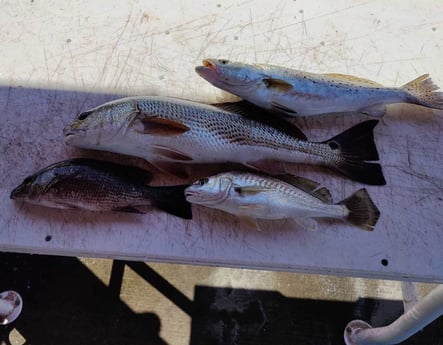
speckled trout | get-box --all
[63,96,385,185]
[185,171,380,231]
[196,59,443,117]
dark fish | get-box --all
[10,158,192,219]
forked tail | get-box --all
[322,120,386,185]
[339,188,380,231]
[402,74,443,110]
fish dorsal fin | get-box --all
[263,78,293,91]
[276,175,332,203]
[73,159,153,184]
[211,100,257,116]
[133,113,190,136]
[323,73,383,87]
[212,101,306,140]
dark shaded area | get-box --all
[190,286,443,345]
[190,286,393,345]
[0,253,167,345]
[1,253,443,345]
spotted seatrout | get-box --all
[10,158,192,219]
[63,96,385,185]
[196,59,443,117]
[185,171,380,231]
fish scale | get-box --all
[139,98,304,149]
[185,171,381,231]
[196,59,443,117]
[10,159,193,219]
[64,96,385,185]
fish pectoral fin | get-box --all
[263,78,293,92]
[212,100,307,140]
[245,160,288,175]
[292,217,318,231]
[239,216,261,231]
[235,186,270,196]
[270,101,298,115]
[56,202,80,210]
[152,145,193,161]
[133,114,190,136]
[150,161,189,179]
[358,104,386,117]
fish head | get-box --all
[10,170,53,203]
[185,175,233,206]
[63,98,138,149]
[195,58,264,93]
[10,162,79,207]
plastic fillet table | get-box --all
[0,1,442,284]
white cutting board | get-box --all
[1,0,442,282]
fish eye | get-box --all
[195,178,209,186]
[77,110,92,121]
[219,59,229,65]
[328,141,339,150]
[262,78,271,87]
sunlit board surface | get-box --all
[1,1,442,282]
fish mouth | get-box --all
[63,127,85,142]
[185,188,230,205]
[10,185,25,200]
[184,189,212,204]
[10,189,19,199]
[184,189,198,199]
[202,59,217,71]
[195,59,219,76]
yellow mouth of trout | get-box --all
[202,59,216,71]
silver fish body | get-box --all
[185,171,380,231]
[196,59,443,117]
[63,96,385,185]
[10,158,192,219]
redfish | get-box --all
[63,96,385,185]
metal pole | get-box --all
[0,298,13,316]
[344,285,443,345]
[0,291,23,325]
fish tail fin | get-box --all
[149,185,193,219]
[402,74,443,110]
[322,120,386,185]
[339,188,380,231]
